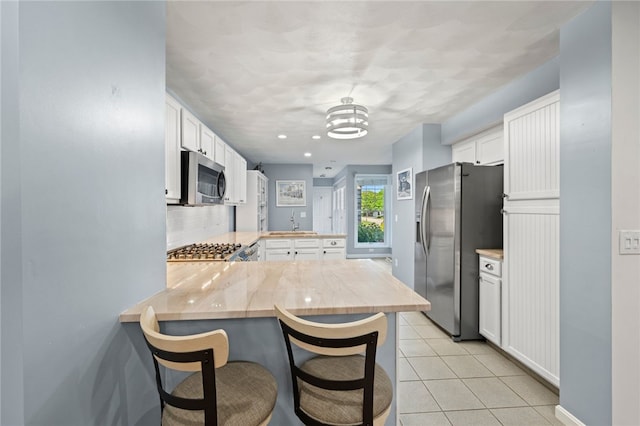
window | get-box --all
[354,174,391,248]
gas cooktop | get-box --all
[167,243,242,261]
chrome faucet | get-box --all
[290,209,299,231]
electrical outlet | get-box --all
[395,214,398,223]
[300,212,306,218]
[394,258,398,267]
[619,230,640,254]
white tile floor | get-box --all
[368,258,560,425]
[397,311,561,426]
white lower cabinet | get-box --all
[478,255,502,346]
[293,239,320,260]
[263,237,346,261]
[322,238,346,259]
[264,239,293,261]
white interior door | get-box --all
[313,187,333,234]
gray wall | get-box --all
[559,3,612,425]
[391,127,423,286]
[312,177,333,187]
[2,2,166,424]
[441,57,560,145]
[262,163,314,231]
[391,124,450,287]
[1,2,23,423]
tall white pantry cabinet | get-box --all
[236,170,268,232]
[502,90,560,387]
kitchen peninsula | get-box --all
[120,257,429,425]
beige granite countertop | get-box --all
[119,259,429,322]
[475,249,504,260]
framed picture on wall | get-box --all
[397,168,413,200]
[276,180,306,206]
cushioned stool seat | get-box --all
[274,304,392,426]
[163,361,277,426]
[298,355,392,425]
[139,306,277,426]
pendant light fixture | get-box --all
[326,97,369,139]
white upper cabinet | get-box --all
[503,90,560,201]
[180,108,200,153]
[451,140,477,163]
[214,136,226,166]
[224,145,236,204]
[181,107,217,162]
[199,124,215,161]
[476,131,504,165]
[168,94,247,205]
[451,125,504,165]
[223,147,247,205]
[236,155,247,204]
[165,94,182,203]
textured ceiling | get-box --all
[167,1,591,177]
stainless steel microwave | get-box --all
[180,151,226,205]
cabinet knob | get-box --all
[165,189,168,195]
[324,250,326,254]
[485,264,494,270]
[476,160,480,164]
[203,151,207,155]
[331,241,337,246]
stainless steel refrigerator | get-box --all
[414,163,503,341]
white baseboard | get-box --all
[555,405,585,426]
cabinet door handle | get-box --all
[485,264,494,270]
[331,241,337,246]
[165,189,168,195]
[323,250,326,254]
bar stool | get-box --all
[274,305,392,426]
[140,306,277,426]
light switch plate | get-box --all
[619,230,640,255]
[300,212,306,218]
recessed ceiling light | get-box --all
[304,152,312,157]
[277,134,287,139]
[311,135,321,140]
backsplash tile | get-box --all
[166,205,233,249]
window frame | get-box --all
[353,174,391,249]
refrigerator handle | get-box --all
[420,185,430,256]
[425,186,432,253]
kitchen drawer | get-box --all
[294,248,320,260]
[265,249,292,261]
[479,256,502,277]
[265,239,291,249]
[294,239,320,248]
[322,238,345,248]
